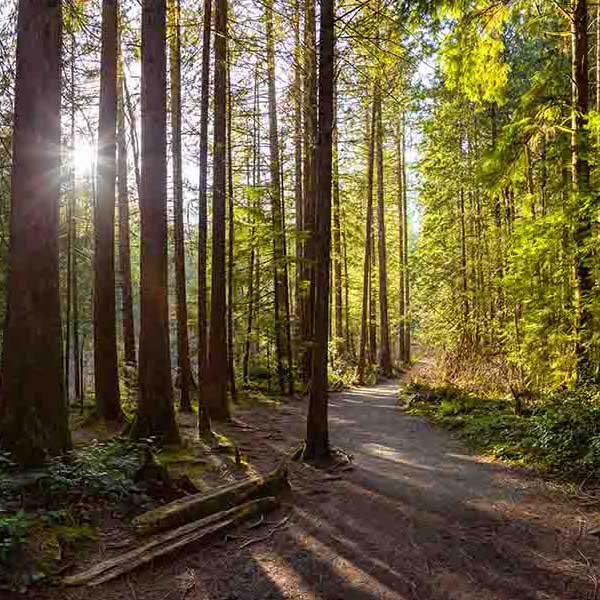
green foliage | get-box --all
[405,382,600,479]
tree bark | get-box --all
[226,60,237,402]
[94,0,123,421]
[169,0,193,412]
[571,0,594,380]
[357,95,377,384]
[197,0,213,436]
[332,76,344,357]
[401,114,410,363]
[132,0,179,442]
[0,0,71,465]
[266,0,293,395]
[375,87,392,375]
[396,119,406,363]
[305,0,334,460]
[204,0,230,420]
[117,54,136,367]
[299,0,317,385]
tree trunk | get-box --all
[305,0,334,460]
[132,0,179,442]
[0,0,71,466]
[169,0,193,413]
[357,95,376,384]
[332,77,344,357]
[204,0,230,420]
[401,114,410,363]
[293,0,303,349]
[117,54,136,367]
[374,87,392,375]
[571,0,594,380]
[123,73,141,199]
[266,0,293,395]
[396,119,406,363]
[226,60,237,402]
[299,0,317,385]
[196,0,213,436]
[94,0,123,421]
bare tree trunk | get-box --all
[357,95,376,384]
[196,0,213,436]
[0,0,71,465]
[169,0,193,412]
[123,73,141,199]
[227,59,237,402]
[204,0,230,420]
[132,0,179,442]
[305,0,334,460]
[266,0,293,395]
[117,54,136,367]
[401,115,410,363]
[332,77,344,356]
[571,0,594,380]
[293,0,303,347]
[375,87,392,375]
[299,0,317,385]
[396,119,406,362]
[94,0,123,421]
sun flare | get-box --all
[73,141,95,176]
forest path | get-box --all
[54,380,599,600]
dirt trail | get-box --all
[46,380,599,599]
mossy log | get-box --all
[131,465,289,535]
[62,496,279,586]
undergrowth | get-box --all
[0,439,152,590]
[402,381,600,481]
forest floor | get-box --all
[25,369,600,599]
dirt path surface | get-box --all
[43,380,599,599]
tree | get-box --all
[305,0,334,460]
[203,0,230,421]
[375,86,392,375]
[0,0,71,465]
[265,0,294,395]
[169,0,193,412]
[570,0,593,380]
[117,53,136,368]
[357,95,376,384]
[94,0,123,421]
[132,0,179,442]
[197,0,213,436]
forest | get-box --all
[2,0,600,598]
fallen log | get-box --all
[62,496,279,587]
[132,465,289,535]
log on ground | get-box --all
[62,496,279,586]
[132,464,289,535]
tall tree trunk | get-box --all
[571,0,594,380]
[305,0,334,460]
[0,0,71,465]
[226,59,237,402]
[266,0,293,395]
[396,119,406,362]
[299,0,317,385]
[196,0,213,436]
[123,73,141,199]
[169,0,193,412]
[375,87,392,375]
[132,0,179,442]
[369,225,377,363]
[204,0,230,420]
[332,77,344,356]
[243,69,260,385]
[117,56,136,367]
[401,114,410,363]
[293,0,303,347]
[94,0,123,421]
[357,95,377,384]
